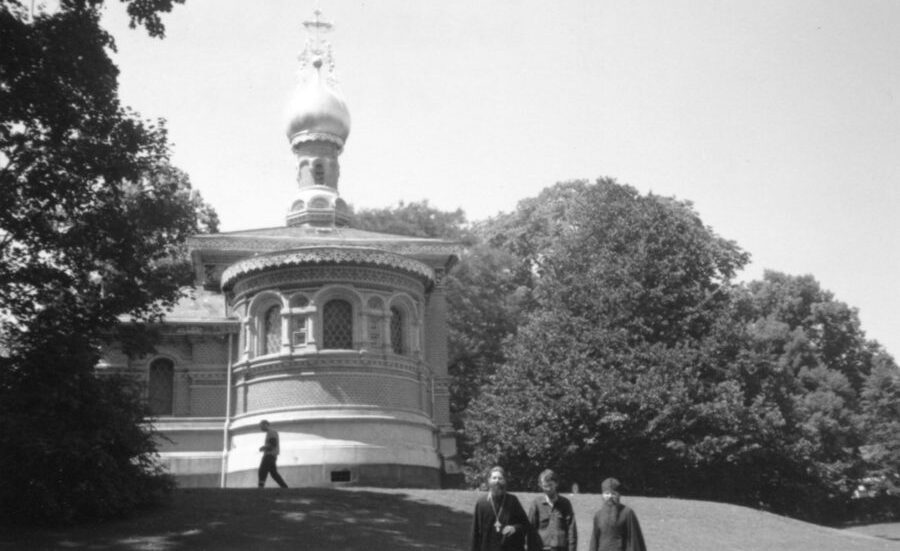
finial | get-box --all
[298,8,337,87]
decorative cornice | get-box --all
[221,247,433,291]
[290,132,345,149]
[231,265,425,298]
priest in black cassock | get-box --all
[470,466,531,551]
[589,478,647,551]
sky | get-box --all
[99,0,899,360]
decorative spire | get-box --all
[284,8,352,228]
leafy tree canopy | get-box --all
[0,0,213,525]
[352,199,474,243]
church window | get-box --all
[148,358,174,416]
[310,196,329,209]
[322,299,353,349]
[263,304,282,355]
[313,162,325,185]
[390,307,404,354]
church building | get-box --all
[98,11,461,488]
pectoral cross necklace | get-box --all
[490,494,505,533]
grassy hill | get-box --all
[1,487,895,550]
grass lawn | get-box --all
[1,488,896,550]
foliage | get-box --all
[444,244,529,434]
[0,337,175,524]
[855,351,900,493]
[351,199,474,243]
[0,0,206,525]
[464,180,748,483]
[460,179,899,523]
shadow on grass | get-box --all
[0,488,473,551]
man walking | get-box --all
[589,478,646,551]
[257,420,288,488]
[528,469,577,551]
[471,466,530,551]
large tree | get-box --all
[0,0,214,525]
[463,179,749,487]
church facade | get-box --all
[98,12,461,488]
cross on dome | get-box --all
[298,8,337,86]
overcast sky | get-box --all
[100,0,899,360]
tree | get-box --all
[859,353,900,494]
[714,272,895,519]
[480,179,748,346]
[352,199,473,243]
[0,0,212,525]
[464,179,749,489]
[444,244,528,433]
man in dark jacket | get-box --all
[471,466,530,551]
[528,469,577,551]
[589,478,646,551]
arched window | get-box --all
[322,299,353,349]
[313,162,326,186]
[390,307,404,354]
[148,358,174,416]
[263,304,282,355]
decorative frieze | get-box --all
[231,265,425,299]
[221,247,433,291]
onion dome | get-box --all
[285,57,351,148]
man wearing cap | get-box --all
[471,466,531,551]
[528,469,577,551]
[589,477,646,551]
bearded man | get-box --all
[471,466,531,551]
[588,478,646,551]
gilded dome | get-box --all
[285,59,351,147]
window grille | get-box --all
[323,299,353,349]
[264,304,282,355]
[390,307,404,354]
